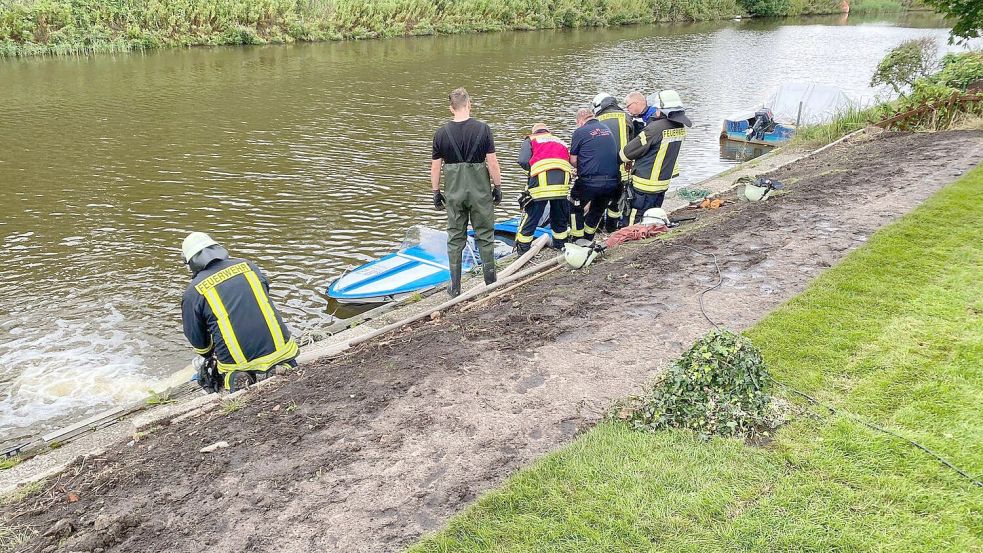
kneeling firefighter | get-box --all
[620,90,693,225]
[516,123,573,253]
[181,232,298,393]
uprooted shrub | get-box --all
[622,330,777,440]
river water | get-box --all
[0,13,962,440]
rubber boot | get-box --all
[448,259,462,298]
[482,260,497,286]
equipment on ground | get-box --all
[641,208,670,226]
[743,177,785,202]
[563,242,604,269]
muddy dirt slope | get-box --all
[6,131,983,553]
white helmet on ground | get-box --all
[743,177,784,202]
[564,242,599,269]
[744,183,771,202]
[641,208,670,226]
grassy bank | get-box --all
[0,0,900,58]
[410,164,983,551]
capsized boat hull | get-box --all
[327,216,551,303]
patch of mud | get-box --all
[5,131,983,553]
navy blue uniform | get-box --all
[182,257,298,388]
[570,119,620,241]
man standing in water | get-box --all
[431,88,502,297]
[181,232,298,393]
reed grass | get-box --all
[0,0,879,58]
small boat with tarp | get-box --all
[327,216,551,303]
[721,83,853,145]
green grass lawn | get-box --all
[411,165,983,552]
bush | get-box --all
[623,330,776,440]
[738,0,791,16]
[932,51,983,90]
[870,37,939,96]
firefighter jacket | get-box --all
[517,131,574,200]
[182,257,298,375]
[595,103,634,181]
[620,116,686,194]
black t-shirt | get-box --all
[570,119,620,181]
[432,119,495,164]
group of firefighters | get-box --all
[513,89,692,254]
[178,86,692,393]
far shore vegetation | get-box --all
[0,0,918,58]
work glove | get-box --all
[492,186,502,206]
[433,190,445,210]
[517,190,532,210]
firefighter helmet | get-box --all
[563,242,599,269]
[641,208,670,226]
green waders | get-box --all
[443,162,497,297]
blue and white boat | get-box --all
[721,83,852,146]
[327,216,551,303]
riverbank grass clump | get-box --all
[410,165,983,552]
[623,330,780,440]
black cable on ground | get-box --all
[674,243,983,489]
[670,244,723,332]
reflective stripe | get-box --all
[193,338,213,355]
[516,213,535,243]
[569,212,584,238]
[585,222,598,234]
[629,208,639,226]
[631,173,671,193]
[606,208,621,218]
[218,339,298,376]
[530,158,574,176]
[552,229,569,240]
[597,112,628,149]
[529,171,570,200]
[244,270,286,350]
[638,132,648,146]
[202,287,247,366]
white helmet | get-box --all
[743,178,784,202]
[182,232,219,264]
[744,183,771,202]
[563,242,599,269]
[641,208,670,226]
[656,90,684,110]
[592,92,614,115]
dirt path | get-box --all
[6,131,983,553]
